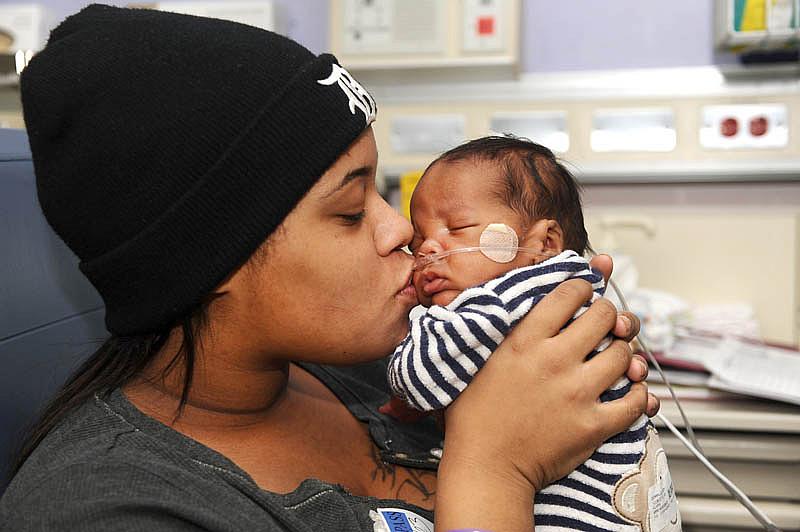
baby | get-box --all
[386,136,681,532]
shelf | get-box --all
[0,74,19,88]
[382,159,800,186]
[343,55,517,72]
[722,28,800,47]
[0,53,18,87]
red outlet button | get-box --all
[478,16,495,35]
[749,116,768,137]
[720,117,739,137]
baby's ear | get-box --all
[526,219,564,255]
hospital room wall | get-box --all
[0,0,736,71]
[1,1,797,344]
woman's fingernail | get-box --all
[618,315,631,332]
[648,395,660,414]
[637,359,648,377]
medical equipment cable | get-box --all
[656,410,782,532]
[606,278,702,451]
[606,277,783,532]
[411,239,782,529]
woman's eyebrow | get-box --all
[322,165,372,199]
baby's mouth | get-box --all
[422,276,448,296]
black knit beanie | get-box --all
[21,4,377,335]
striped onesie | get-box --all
[388,250,681,531]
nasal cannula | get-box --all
[411,232,783,531]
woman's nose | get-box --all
[374,198,414,256]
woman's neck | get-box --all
[123,327,291,429]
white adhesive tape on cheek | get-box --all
[479,223,518,263]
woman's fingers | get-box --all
[627,354,649,382]
[647,393,661,417]
[613,311,640,342]
[555,296,619,361]
[589,254,642,342]
[583,339,635,392]
[596,382,649,441]
[511,278,594,342]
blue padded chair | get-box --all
[0,128,107,493]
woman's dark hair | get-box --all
[426,135,589,255]
[10,304,210,477]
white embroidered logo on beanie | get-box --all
[318,63,377,126]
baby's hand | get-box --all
[378,396,430,423]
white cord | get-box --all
[608,278,703,452]
[589,250,782,531]
[656,412,782,532]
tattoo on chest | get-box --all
[369,446,436,503]
[370,445,397,487]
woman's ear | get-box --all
[525,219,564,255]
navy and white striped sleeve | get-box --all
[388,250,607,411]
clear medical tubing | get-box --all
[412,246,556,270]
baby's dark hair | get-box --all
[426,135,588,255]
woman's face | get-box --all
[219,127,418,365]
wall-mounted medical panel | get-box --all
[461,0,506,53]
[700,103,789,150]
[368,67,800,184]
[390,114,466,154]
[716,0,800,50]
[591,108,677,153]
[329,0,520,70]
[338,0,446,55]
[153,2,276,31]
[0,4,55,79]
[0,4,54,53]
[490,111,569,153]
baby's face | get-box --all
[409,159,537,307]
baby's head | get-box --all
[410,136,588,307]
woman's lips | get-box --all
[396,273,417,301]
[398,283,417,298]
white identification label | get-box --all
[647,450,680,532]
[370,507,434,532]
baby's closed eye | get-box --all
[449,224,477,232]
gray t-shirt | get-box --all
[0,361,442,531]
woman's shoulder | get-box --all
[0,378,439,531]
[0,391,272,531]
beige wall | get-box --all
[584,204,798,345]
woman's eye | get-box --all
[339,210,366,225]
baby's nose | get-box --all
[416,237,444,256]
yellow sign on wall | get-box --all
[399,170,424,220]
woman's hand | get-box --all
[435,261,651,532]
[590,253,659,416]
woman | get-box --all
[0,5,656,531]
